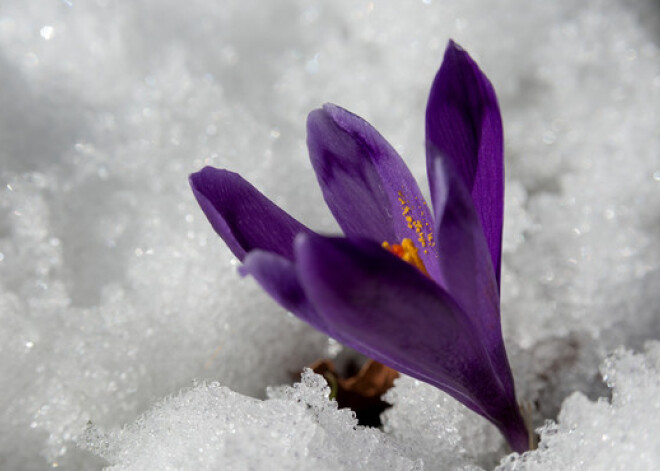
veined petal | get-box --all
[426,40,504,285]
[239,250,335,336]
[306,104,441,282]
[294,232,512,419]
[428,153,514,399]
[189,167,311,261]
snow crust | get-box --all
[498,342,660,471]
[79,345,660,471]
[83,370,419,471]
[0,0,659,469]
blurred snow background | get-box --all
[0,0,658,469]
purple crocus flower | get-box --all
[189,40,529,453]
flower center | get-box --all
[382,238,429,276]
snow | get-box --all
[82,370,419,471]
[498,343,660,471]
[0,0,659,469]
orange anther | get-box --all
[382,238,429,277]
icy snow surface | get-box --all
[0,0,658,469]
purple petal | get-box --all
[428,154,515,401]
[306,104,441,282]
[294,233,524,434]
[426,40,504,285]
[189,167,311,261]
[239,250,336,336]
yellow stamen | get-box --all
[382,238,429,276]
[396,191,435,252]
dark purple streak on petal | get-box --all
[428,153,515,400]
[307,104,441,282]
[189,167,311,261]
[426,40,504,285]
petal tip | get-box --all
[441,39,476,71]
[236,258,251,277]
[293,230,317,256]
[307,103,340,121]
[320,103,355,127]
[188,168,205,191]
[306,106,336,139]
[446,38,461,52]
[189,166,234,192]
[306,106,324,123]
[321,102,341,115]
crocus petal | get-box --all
[426,40,504,285]
[189,167,311,261]
[294,232,518,421]
[295,233,529,452]
[306,104,441,282]
[428,153,515,399]
[239,250,336,336]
